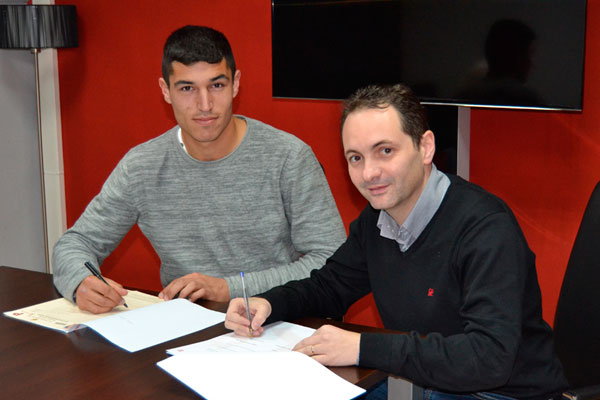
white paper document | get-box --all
[157,351,366,400]
[84,298,225,352]
[167,321,316,355]
[5,295,225,352]
[4,290,163,333]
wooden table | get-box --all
[0,266,387,399]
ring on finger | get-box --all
[310,345,315,356]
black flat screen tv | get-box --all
[272,0,587,111]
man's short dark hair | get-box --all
[161,25,236,86]
[341,84,429,147]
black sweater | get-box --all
[262,175,567,398]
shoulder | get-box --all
[120,126,178,165]
[242,116,312,154]
[445,174,511,216]
[440,174,524,237]
[105,127,179,183]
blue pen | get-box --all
[84,261,128,308]
[240,272,253,336]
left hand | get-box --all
[293,324,361,366]
[158,272,229,302]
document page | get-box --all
[167,321,316,355]
[84,298,225,352]
[3,290,163,333]
[157,351,366,400]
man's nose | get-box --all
[196,90,212,112]
[363,159,381,182]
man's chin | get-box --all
[367,200,386,211]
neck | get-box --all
[186,117,246,161]
[387,164,433,226]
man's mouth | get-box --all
[367,184,389,196]
[193,116,218,125]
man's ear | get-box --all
[232,69,241,98]
[420,130,436,165]
[158,77,172,104]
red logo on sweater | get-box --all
[428,288,434,297]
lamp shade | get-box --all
[0,5,78,49]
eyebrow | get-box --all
[173,80,194,87]
[210,74,230,82]
[344,140,394,156]
[173,74,230,87]
[372,140,394,149]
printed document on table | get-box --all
[167,321,316,355]
[84,298,225,352]
[3,290,163,333]
[5,295,225,352]
[157,351,366,400]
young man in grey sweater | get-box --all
[52,25,345,314]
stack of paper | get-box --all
[158,349,366,400]
[159,321,366,400]
[167,321,316,354]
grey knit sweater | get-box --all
[52,116,346,301]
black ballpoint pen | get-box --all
[84,261,129,308]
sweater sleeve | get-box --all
[261,211,372,324]
[359,212,529,392]
[224,146,347,298]
[52,156,139,301]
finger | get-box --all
[186,287,207,302]
[159,278,187,300]
[79,293,117,314]
[104,277,128,296]
[92,278,127,307]
[79,299,113,314]
[178,280,209,302]
[225,299,254,333]
[249,315,267,332]
[247,298,271,330]
[225,299,251,324]
[293,343,316,357]
[77,280,122,313]
[292,335,316,352]
[224,314,253,336]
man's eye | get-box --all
[381,147,392,155]
[212,82,224,89]
[180,86,193,92]
[349,155,361,163]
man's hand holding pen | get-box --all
[224,297,271,337]
[225,297,361,367]
[75,274,128,314]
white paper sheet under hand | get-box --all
[157,351,366,400]
[167,321,316,355]
[84,298,225,352]
[3,290,163,333]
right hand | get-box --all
[75,275,128,314]
[224,297,272,337]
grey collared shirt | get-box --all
[376,164,450,252]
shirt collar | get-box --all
[177,127,189,154]
[377,164,450,252]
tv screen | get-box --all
[272,0,587,111]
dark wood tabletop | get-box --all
[0,266,387,399]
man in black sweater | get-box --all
[225,84,567,399]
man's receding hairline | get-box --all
[342,103,405,130]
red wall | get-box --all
[56,0,600,327]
